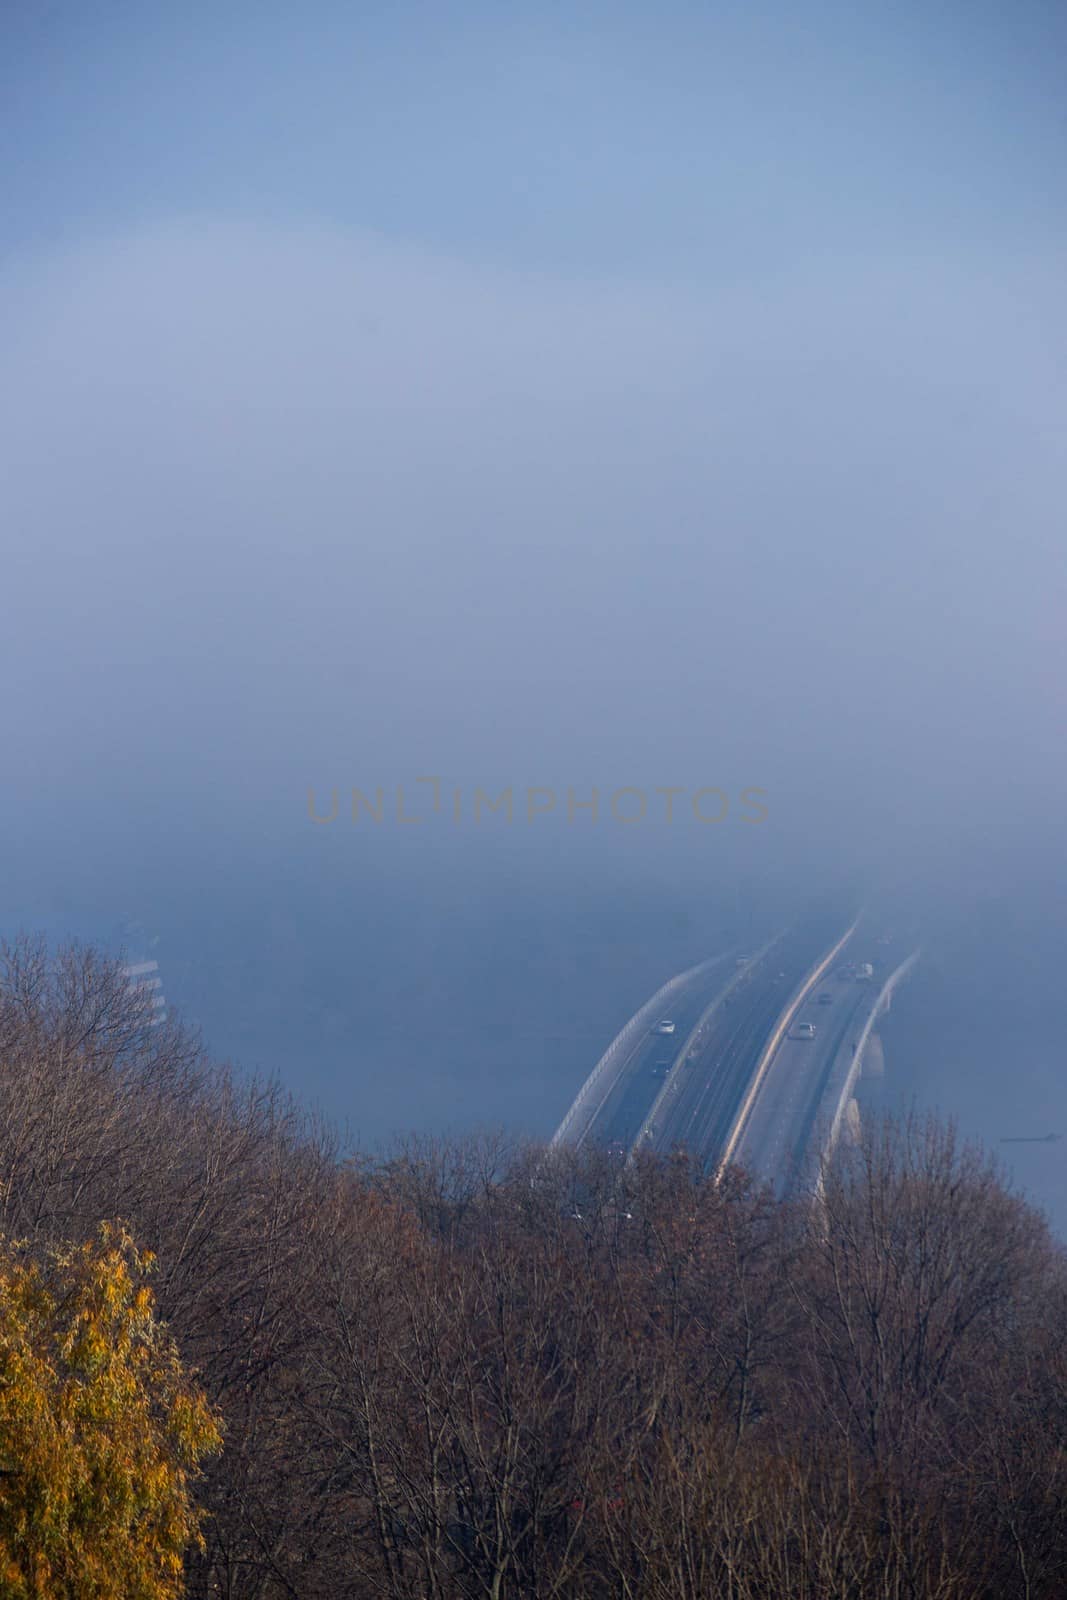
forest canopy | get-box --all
[0,935,1064,1599]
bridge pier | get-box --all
[844,1097,862,1145]
[862,1032,885,1079]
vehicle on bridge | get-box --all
[651,1059,673,1078]
[817,991,834,1005]
[791,1022,817,1040]
[652,1019,676,1035]
[855,962,874,981]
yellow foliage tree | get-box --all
[0,1225,221,1599]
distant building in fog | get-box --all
[122,958,167,1025]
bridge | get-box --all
[551,914,920,1194]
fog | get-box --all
[2,6,1066,1220]
[4,220,1063,855]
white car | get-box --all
[792,1022,817,1040]
[652,1019,676,1035]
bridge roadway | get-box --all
[638,915,849,1172]
[734,943,920,1197]
[732,970,874,1195]
[578,955,740,1153]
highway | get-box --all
[639,916,848,1171]
[580,956,741,1151]
[731,968,874,1195]
[732,941,919,1197]
[553,913,911,1197]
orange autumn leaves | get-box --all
[0,1226,220,1599]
